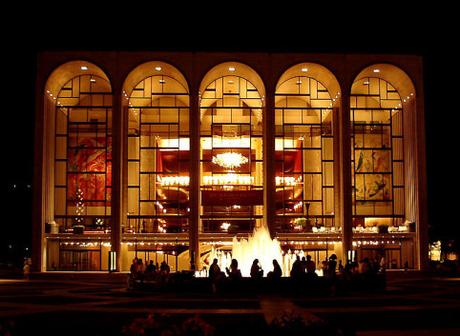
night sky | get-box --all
[1,12,458,263]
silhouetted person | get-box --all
[160,261,170,274]
[290,255,303,279]
[209,258,224,280]
[305,255,317,278]
[146,260,156,273]
[267,259,282,279]
[136,258,145,273]
[208,258,225,293]
[226,259,242,280]
[300,257,307,274]
[326,254,337,278]
[130,258,138,274]
[250,259,264,278]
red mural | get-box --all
[67,136,111,206]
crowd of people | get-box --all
[208,253,385,283]
[128,253,386,291]
[128,257,171,286]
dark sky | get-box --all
[1,12,459,259]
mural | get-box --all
[67,136,111,206]
[354,131,391,201]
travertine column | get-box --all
[404,100,417,223]
[409,96,429,270]
[333,107,341,231]
[339,95,353,262]
[111,91,123,271]
[189,92,200,269]
[264,91,276,236]
[33,88,46,272]
[415,97,429,271]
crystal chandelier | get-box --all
[212,152,248,169]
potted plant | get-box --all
[293,218,309,232]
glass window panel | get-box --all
[55,137,67,160]
[393,162,404,186]
[392,111,403,136]
[127,188,139,214]
[323,188,334,214]
[128,162,139,186]
[55,162,66,186]
[140,202,155,216]
[323,162,334,186]
[56,108,67,134]
[392,138,404,161]
[54,187,66,215]
[394,187,405,215]
[322,137,333,161]
[303,150,321,173]
[140,149,155,172]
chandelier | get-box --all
[212,152,248,169]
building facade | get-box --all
[32,51,428,272]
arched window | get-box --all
[199,62,265,233]
[350,64,415,231]
[275,63,340,233]
[124,62,190,234]
[51,66,112,232]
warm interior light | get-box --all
[203,174,254,186]
[228,66,236,72]
[373,69,380,73]
[202,137,250,149]
[90,78,96,82]
[159,79,166,84]
[212,152,248,169]
[157,176,190,186]
[80,66,88,71]
[275,176,300,186]
[301,68,308,72]
[155,66,162,71]
[220,222,231,231]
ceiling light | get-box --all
[373,69,380,73]
[227,80,234,84]
[363,81,370,85]
[212,152,248,169]
[301,68,308,72]
[90,78,96,82]
[296,80,302,85]
[80,66,88,71]
[155,66,162,71]
[159,79,166,84]
[228,66,236,72]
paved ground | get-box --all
[0,272,459,335]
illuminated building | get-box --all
[32,52,428,272]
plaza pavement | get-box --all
[0,271,459,335]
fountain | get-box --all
[207,225,311,277]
